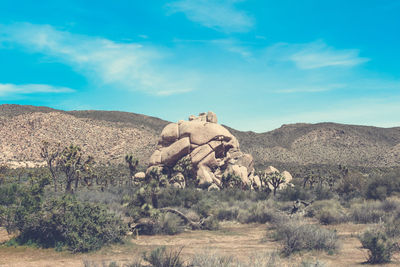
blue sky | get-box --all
[0,0,399,132]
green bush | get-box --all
[12,195,127,252]
[359,228,398,264]
[157,187,203,209]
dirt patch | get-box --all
[0,222,399,266]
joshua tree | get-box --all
[57,144,94,193]
[40,141,61,192]
[221,172,243,189]
[303,169,319,188]
[262,171,286,196]
[173,156,193,176]
[125,154,138,185]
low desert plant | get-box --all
[143,246,185,267]
[306,200,347,225]
[155,213,185,235]
[201,215,219,230]
[349,201,386,224]
[359,227,398,264]
[216,204,240,221]
[190,253,237,267]
[272,217,339,256]
[237,201,279,224]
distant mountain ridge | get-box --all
[0,104,399,168]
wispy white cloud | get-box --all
[0,23,199,95]
[166,0,253,33]
[288,41,369,69]
[0,83,74,96]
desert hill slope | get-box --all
[0,104,399,167]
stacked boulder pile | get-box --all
[145,112,259,190]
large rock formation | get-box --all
[147,112,257,190]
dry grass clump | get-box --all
[349,200,388,224]
[271,215,339,256]
[83,248,326,267]
[216,199,282,224]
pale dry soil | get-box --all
[0,223,399,267]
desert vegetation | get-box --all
[1,142,400,266]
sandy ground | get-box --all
[0,223,399,267]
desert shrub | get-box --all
[143,246,185,267]
[349,201,386,224]
[157,187,203,209]
[3,178,127,253]
[277,185,312,202]
[380,198,400,213]
[201,215,219,230]
[317,209,345,225]
[1,175,50,234]
[76,186,137,205]
[154,213,185,235]
[14,195,127,252]
[359,227,398,264]
[335,171,366,200]
[216,204,240,221]
[75,186,137,217]
[306,200,347,225]
[192,197,215,218]
[314,185,337,200]
[273,218,338,256]
[237,201,278,224]
[384,216,400,239]
[216,199,280,224]
[237,209,252,224]
[365,173,400,200]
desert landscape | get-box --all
[1,105,400,266]
[1,1,400,266]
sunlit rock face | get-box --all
[147,112,258,190]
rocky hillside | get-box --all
[0,105,163,167]
[1,104,399,168]
[227,123,400,168]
